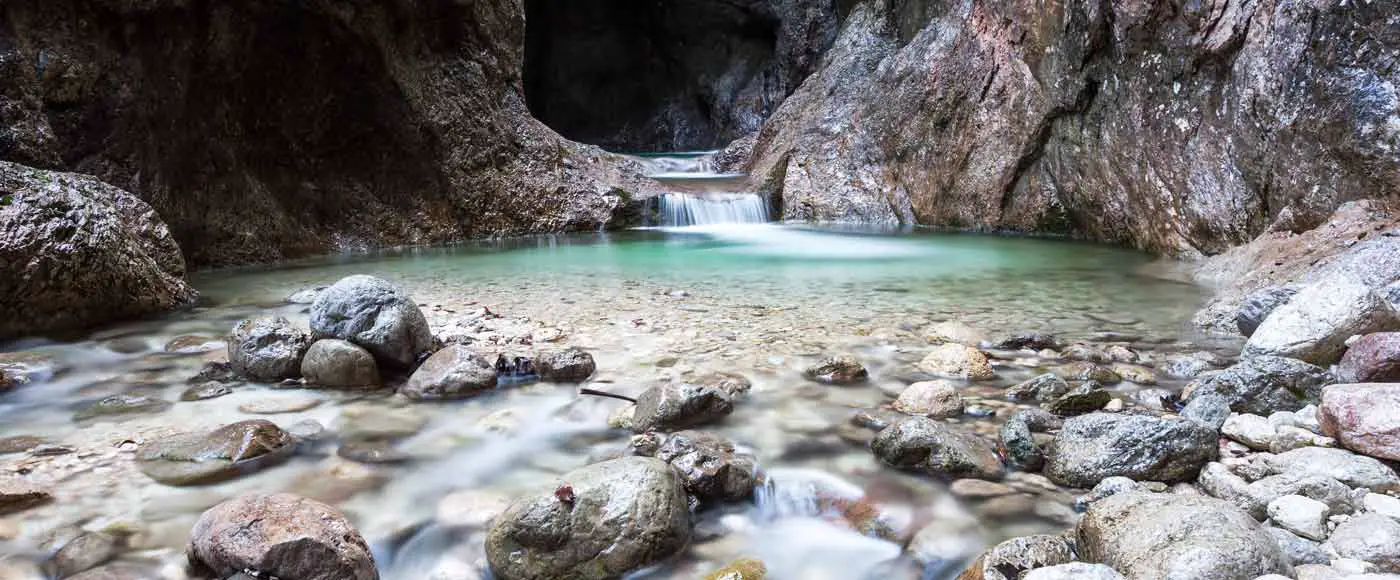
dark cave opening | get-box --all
[524,0,837,153]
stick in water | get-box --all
[579,388,637,403]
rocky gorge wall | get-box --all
[741,0,1400,257]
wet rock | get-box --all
[401,345,497,401]
[957,535,1074,580]
[1046,413,1218,487]
[0,369,13,393]
[1244,278,1399,365]
[1328,513,1400,572]
[632,383,734,433]
[1262,447,1400,491]
[1043,382,1110,416]
[1078,492,1290,580]
[0,435,46,454]
[698,372,752,397]
[0,476,51,515]
[1110,363,1156,385]
[136,420,295,485]
[1266,527,1330,566]
[872,416,1004,480]
[918,344,995,380]
[0,162,196,341]
[803,356,868,385]
[332,404,428,441]
[436,489,513,528]
[180,382,233,402]
[998,417,1044,472]
[655,430,759,503]
[53,531,121,578]
[73,395,171,421]
[535,348,597,382]
[1183,356,1333,415]
[993,333,1060,351]
[337,440,408,465]
[1022,563,1125,580]
[1181,391,1232,430]
[187,361,236,384]
[949,479,1015,498]
[1062,344,1111,363]
[702,558,766,580]
[893,380,964,418]
[1237,286,1299,338]
[1058,362,1121,384]
[851,408,905,431]
[485,457,690,580]
[187,493,377,580]
[228,316,311,382]
[310,275,434,368]
[1105,345,1140,364]
[1320,383,1400,461]
[1338,333,1400,382]
[164,334,223,354]
[301,339,380,390]
[238,396,322,415]
[1005,373,1068,402]
[1010,408,1063,432]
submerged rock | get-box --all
[893,380,964,418]
[180,382,233,401]
[1244,277,1398,365]
[485,457,691,580]
[872,416,1004,480]
[1183,356,1333,415]
[228,316,311,382]
[187,493,377,580]
[1078,492,1290,580]
[73,395,171,421]
[803,356,868,385]
[0,476,51,515]
[1319,383,1400,461]
[136,420,294,485]
[631,382,734,432]
[654,430,759,503]
[1043,382,1110,416]
[53,531,122,578]
[1236,286,1298,338]
[918,344,995,380]
[401,345,497,400]
[301,339,380,389]
[535,348,597,382]
[1337,333,1400,382]
[310,275,434,368]
[1046,413,1217,487]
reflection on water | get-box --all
[0,225,1219,579]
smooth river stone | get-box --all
[136,420,295,485]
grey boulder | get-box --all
[1183,355,1333,415]
[310,275,434,368]
[301,339,380,389]
[631,383,733,433]
[653,430,759,503]
[401,345,497,400]
[535,348,597,382]
[1046,413,1217,488]
[1327,513,1400,572]
[872,416,1004,480]
[228,316,311,382]
[1243,277,1398,365]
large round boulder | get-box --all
[136,420,294,485]
[1045,413,1218,488]
[301,339,380,389]
[872,416,1004,480]
[0,162,196,340]
[485,456,691,580]
[186,493,377,580]
[1182,356,1333,415]
[228,316,311,382]
[1319,383,1400,461]
[310,275,434,368]
[400,345,497,400]
[1243,277,1399,365]
[1077,492,1290,580]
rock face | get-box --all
[301,339,381,389]
[1183,356,1333,415]
[228,317,312,382]
[311,276,435,368]
[1078,493,1290,580]
[0,162,195,340]
[872,416,1004,480]
[1320,383,1400,461]
[0,1,657,268]
[1046,413,1218,487]
[485,457,691,580]
[136,420,295,485]
[1337,333,1400,383]
[401,345,497,401]
[739,0,1400,256]
[187,493,377,580]
[1244,278,1398,365]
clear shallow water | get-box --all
[0,225,1219,579]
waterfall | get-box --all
[630,151,770,226]
[658,193,769,226]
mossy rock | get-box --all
[703,558,767,580]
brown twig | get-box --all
[579,388,636,403]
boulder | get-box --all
[485,457,690,580]
[310,275,434,368]
[1337,333,1400,382]
[1320,383,1400,461]
[301,339,380,389]
[1266,527,1330,566]
[1222,413,1277,450]
[632,383,734,433]
[1043,382,1110,416]
[536,348,597,382]
[187,493,377,580]
[1078,492,1290,580]
[872,416,1004,480]
[918,344,995,380]
[228,316,311,382]
[893,380,964,418]
[956,535,1074,580]
[1244,278,1398,365]
[1022,563,1125,580]
[1237,286,1299,338]
[0,162,196,340]
[137,420,294,485]
[1197,464,1356,520]
[1046,413,1218,488]
[999,416,1044,471]
[1183,356,1333,415]
[1004,373,1068,402]
[1327,513,1400,572]
[803,356,868,385]
[54,531,121,578]
[1262,447,1400,491]
[653,430,759,503]
[400,345,497,400]
[1266,495,1330,541]
[1181,391,1233,430]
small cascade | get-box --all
[659,193,769,226]
[631,151,770,226]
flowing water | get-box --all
[0,154,1227,579]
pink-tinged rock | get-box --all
[1320,384,1400,461]
[1338,333,1400,383]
